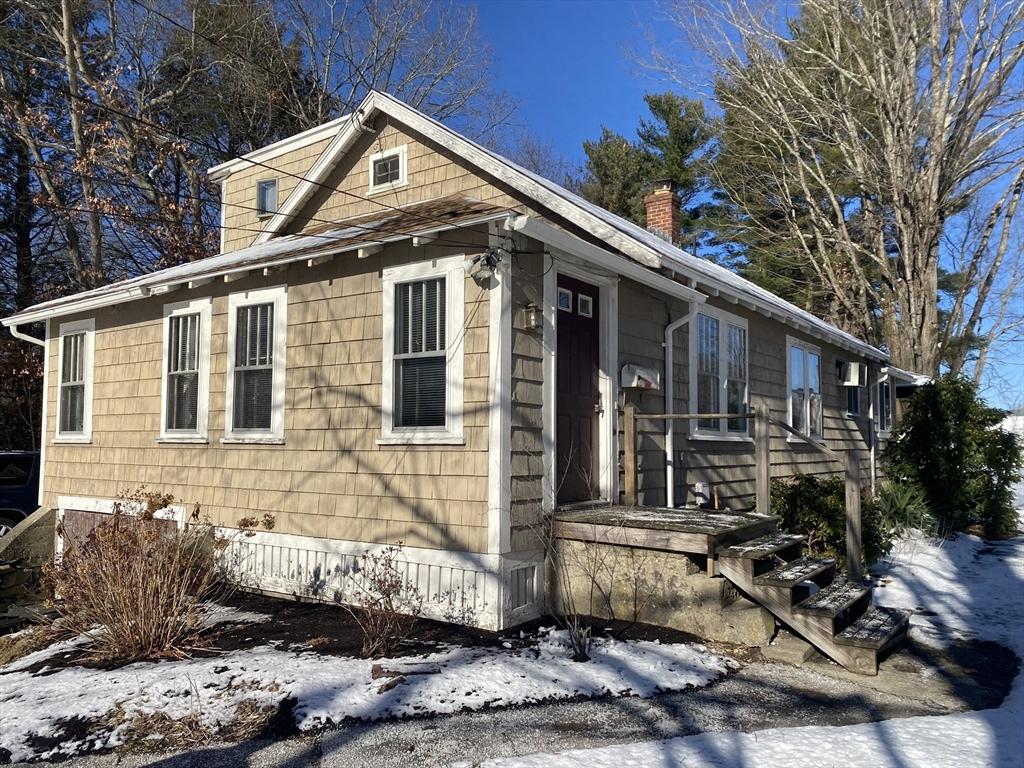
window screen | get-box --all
[373,154,401,187]
[233,302,275,430]
[696,314,719,429]
[60,332,86,433]
[394,278,446,428]
[256,180,277,216]
[166,313,201,431]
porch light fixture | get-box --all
[522,302,541,330]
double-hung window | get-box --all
[226,286,287,442]
[160,298,211,441]
[56,319,94,442]
[690,307,749,436]
[788,338,823,439]
[381,256,464,443]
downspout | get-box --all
[8,322,46,348]
[664,302,701,508]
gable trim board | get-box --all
[258,90,885,364]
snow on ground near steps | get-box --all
[474,517,1024,768]
[0,622,734,762]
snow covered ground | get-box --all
[474,518,1024,768]
[0,618,733,762]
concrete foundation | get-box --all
[549,538,775,646]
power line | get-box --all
[24,160,492,252]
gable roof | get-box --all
[261,91,887,361]
[1,197,510,326]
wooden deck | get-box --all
[551,505,779,575]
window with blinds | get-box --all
[394,278,446,428]
[233,302,275,431]
[59,331,86,434]
[165,313,201,431]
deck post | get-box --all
[623,402,638,507]
[844,451,863,580]
[754,403,771,516]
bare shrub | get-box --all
[45,486,273,662]
[345,544,423,658]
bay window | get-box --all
[788,338,823,439]
[381,256,464,444]
[690,307,748,436]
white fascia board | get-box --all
[509,215,705,306]
[2,211,512,328]
[207,114,352,181]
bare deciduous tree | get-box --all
[653,0,1024,378]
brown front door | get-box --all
[556,275,600,505]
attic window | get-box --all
[256,179,277,217]
[368,145,408,194]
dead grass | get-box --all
[0,625,61,667]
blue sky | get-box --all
[472,0,676,165]
[469,1,1023,410]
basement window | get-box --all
[368,145,408,194]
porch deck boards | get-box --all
[551,504,780,572]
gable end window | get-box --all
[689,308,748,437]
[788,338,823,440]
[56,319,94,442]
[381,256,464,444]
[256,179,277,217]
[226,286,287,442]
[367,145,408,194]
[160,298,211,441]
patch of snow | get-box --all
[475,528,1024,768]
[999,414,1024,510]
[199,602,272,628]
[0,629,733,762]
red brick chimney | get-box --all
[644,179,681,246]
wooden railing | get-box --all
[621,402,864,580]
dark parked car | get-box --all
[0,452,40,537]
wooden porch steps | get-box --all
[718,527,909,675]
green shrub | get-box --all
[882,375,1022,537]
[770,474,919,568]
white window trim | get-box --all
[55,318,94,444]
[224,285,288,443]
[877,377,894,438]
[256,178,278,219]
[379,255,465,445]
[688,305,750,439]
[846,384,864,418]
[159,297,212,443]
[367,144,408,195]
[786,336,824,442]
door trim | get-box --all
[542,251,618,512]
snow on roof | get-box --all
[884,365,933,386]
[2,197,508,326]
[263,92,886,360]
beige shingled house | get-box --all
[2,91,921,634]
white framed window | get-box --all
[56,318,94,443]
[256,179,277,217]
[380,255,464,444]
[787,337,823,440]
[225,285,287,443]
[367,144,408,195]
[878,379,893,434]
[557,287,572,312]
[159,298,212,442]
[689,307,749,437]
